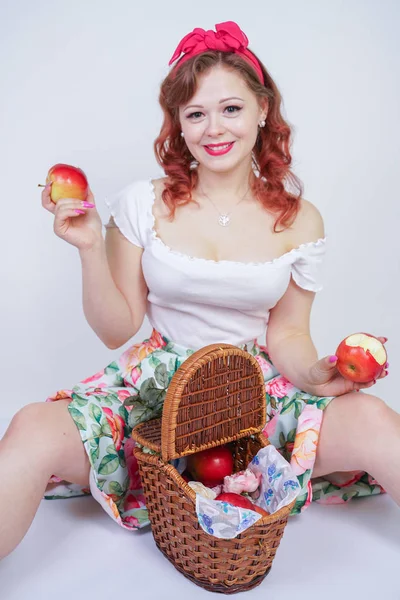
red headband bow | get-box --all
[168,21,264,84]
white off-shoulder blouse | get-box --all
[105,180,326,350]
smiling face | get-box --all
[179,66,267,175]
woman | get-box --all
[0,21,395,558]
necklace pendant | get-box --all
[218,214,230,227]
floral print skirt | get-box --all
[45,329,385,530]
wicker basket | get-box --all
[131,344,294,594]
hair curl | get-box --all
[154,51,302,232]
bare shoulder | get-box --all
[289,197,325,247]
[151,176,167,189]
[150,177,169,215]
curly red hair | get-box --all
[154,51,302,232]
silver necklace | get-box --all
[199,186,250,227]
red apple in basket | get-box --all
[186,446,233,487]
[40,163,88,203]
[181,471,192,483]
[216,493,269,517]
[215,492,255,510]
[335,333,387,383]
[253,505,269,518]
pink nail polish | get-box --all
[82,201,95,208]
[385,362,389,368]
[75,209,85,215]
[329,355,338,363]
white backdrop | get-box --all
[0,0,399,419]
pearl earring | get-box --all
[180,131,184,138]
[259,120,266,128]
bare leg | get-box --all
[313,392,400,504]
[0,400,90,559]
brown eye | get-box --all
[188,111,203,119]
[225,106,242,114]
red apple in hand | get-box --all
[336,333,387,383]
[187,446,233,488]
[44,163,88,203]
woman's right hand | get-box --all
[41,182,103,251]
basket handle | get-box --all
[160,344,266,462]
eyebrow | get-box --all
[184,96,244,110]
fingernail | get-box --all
[82,201,95,208]
[75,209,85,215]
[329,355,338,363]
[386,370,389,376]
[383,337,388,342]
[385,362,389,368]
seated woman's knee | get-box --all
[7,401,72,458]
[354,392,388,431]
[9,402,52,436]
[315,392,388,476]
[7,400,89,483]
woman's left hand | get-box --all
[306,337,389,397]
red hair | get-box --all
[154,51,302,232]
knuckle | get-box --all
[55,205,68,217]
[56,198,72,208]
[58,199,80,209]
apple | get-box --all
[180,470,192,483]
[336,332,387,383]
[186,445,233,488]
[215,492,255,510]
[253,505,269,518]
[44,163,88,203]
[216,492,269,516]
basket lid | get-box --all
[154,344,266,461]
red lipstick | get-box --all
[204,142,234,156]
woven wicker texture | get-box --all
[134,344,266,461]
[132,344,294,593]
